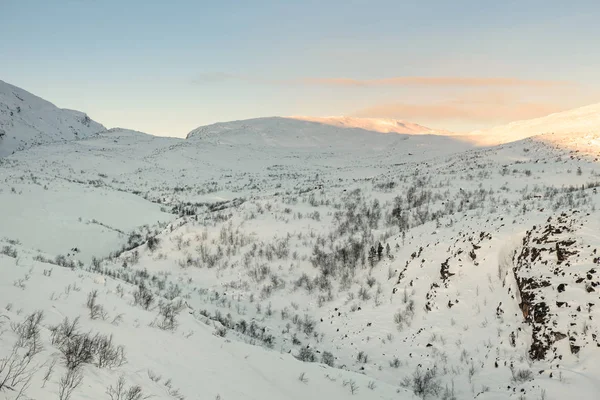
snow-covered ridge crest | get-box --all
[0,79,105,156]
[468,102,600,146]
[184,116,472,152]
[187,104,600,152]
[288,115,454,136]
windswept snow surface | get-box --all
[2,82,600,400]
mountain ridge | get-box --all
[2,79,600,154]
[0,80,105,156]
[288,115,453,136]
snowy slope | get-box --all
[0,251,403,400]
[4,128,600,399]
[89,134,600,400]
[469,103,600,146]
[2,81,600,400]
[0,80,105,156]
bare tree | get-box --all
[0,343,38,393]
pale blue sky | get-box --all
[2,0,600,136]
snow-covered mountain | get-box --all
[469,103,600,146]
[2,81,600,400]
[0,80,105,156]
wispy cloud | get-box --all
[300,76,571,88]
[353,100,564,124]
[192,73,572,88]
[192,72,239,83]
[191,72,581,129]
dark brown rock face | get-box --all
[512,211,598,361]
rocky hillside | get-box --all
[512,210,600,361]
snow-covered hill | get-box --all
[469,103,600,146]
[2,81,600,400]
[185,116,469,152]
[0,80,105,156]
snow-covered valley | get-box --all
[1,81,600,400]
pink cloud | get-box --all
[353,101,565,124]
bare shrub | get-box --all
[298,372,308,383]
[154,301,182,331]
[41,358,57,388]
[214,325,227,338]
[87,290,107,320]
[390,356,401,368]
[11,310,44,354]
[394,300,415,330]
[301,314,316,336]
[0,343,37,392]
[51,317,126,370]
[321,351,335,367]
[441,381,457,400]
[106,375,150,400]
[343,379,359,395]
[147,369,161,383]
[133,283,155,310]
[0,312,48,395]
[0,246,17,258]
[357,287,371,301]
[111,314,124,326]
[511,367,533,384]
[58,332,96,370]
[163,378,185,400]
[401,366,442,399]
[357,350,368,364]
[296,347,316,362]
[58,367,83,400]
[50,317,80,347]
[95,334,126,369]
[147,236,160,252]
